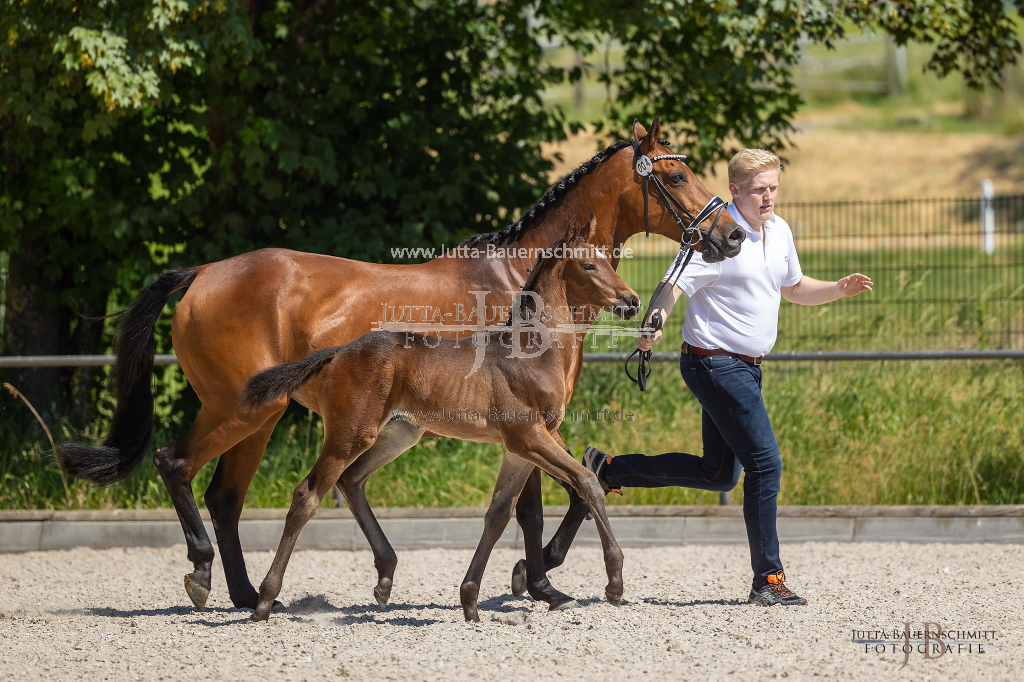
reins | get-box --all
[624,121,728,392]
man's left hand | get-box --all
[836,273,872,297]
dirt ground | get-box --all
[0,542,1019,681]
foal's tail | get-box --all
[54,268,198,484]
[242,347,342,412]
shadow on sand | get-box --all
[57,591,596,627]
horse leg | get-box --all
[512,433,624,606]
[511,468,577,610]
[460,452,535,622]
[544,479,591,569]
[544,430,592,572]
[252,424,377,622]
[154,406,271,611]
[203,407,285,609]
[336,418,425,609]
[511,431,589,602]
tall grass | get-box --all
[2,359,1020,509]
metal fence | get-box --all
[2,195,1022,362]
[611,193,1024,353]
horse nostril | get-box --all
[729,229,741,241]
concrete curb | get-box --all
[3,505,1023,553]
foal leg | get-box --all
[252,425,379,622]
[154,406,271,611]
[511,468,577,610]
[337,419,425,608]
[460,453,535,622]
[203,407,285,608]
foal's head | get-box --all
[522,214,640,322]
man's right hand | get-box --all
[636,329,662,352]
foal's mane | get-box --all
[503,215,585,327]
[460,140,632,248]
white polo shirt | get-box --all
[665,203,803,357]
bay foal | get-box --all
[241,215,639,621]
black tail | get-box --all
[242,347,342,412]
[54,268,198,484]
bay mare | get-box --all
[241,215,639,621]
[55,119,745,613]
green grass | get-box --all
[2,359,1021,509]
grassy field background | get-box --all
[582,241,1024,354]
[2,359,1021,510]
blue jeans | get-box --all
[604,352,784,587]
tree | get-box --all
[1,0,1021,423]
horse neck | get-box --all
[529,150,682,267]
[467,148,645,286]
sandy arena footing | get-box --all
[0,543,1018,681]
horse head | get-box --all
[629,116,745,262]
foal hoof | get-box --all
[605,590,622,607]
[184,574,210,612]
[511,559,527,597]
[373,587,389,610]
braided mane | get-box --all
[460,140,632,248]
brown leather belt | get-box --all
[682,341,762,366]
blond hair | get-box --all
[728,148,781,186]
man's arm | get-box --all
[636,281,685,351]
[781,274,873,306]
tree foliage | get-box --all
[0,0,1021,418]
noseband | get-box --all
[626,124,729,391]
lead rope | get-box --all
[625,245,695,391]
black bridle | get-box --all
[625,124,728,391]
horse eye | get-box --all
[582,263,596,271]
[671,173,685,184]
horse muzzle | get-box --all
[702,225,744,262]
[612,292,641,320]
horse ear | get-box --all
[582,213,597,242]
[632,119,648,142]
[564,214,581,244]
[639,115,661,155]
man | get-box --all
[584,148,872,606]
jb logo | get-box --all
[900,622,945,669]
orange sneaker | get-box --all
[748,571,807,606]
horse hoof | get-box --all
[511,559,527,597]
[251,603,272,622]
[460,581,480,622]
[272,600,285,613]
[605,591,622,607]
[373,588,389,610]
[184,574,210,612]
[549,599,580,612]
